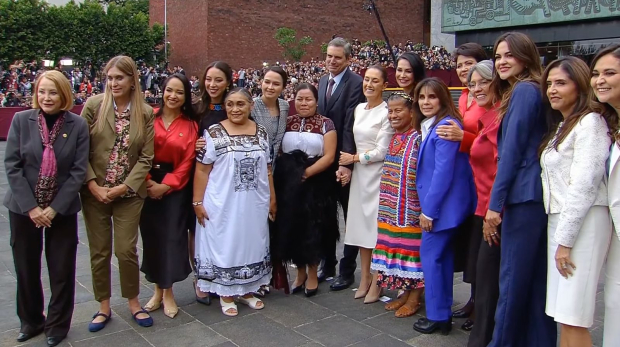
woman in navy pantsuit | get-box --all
[485,32,557,347]
[412,78,477,335]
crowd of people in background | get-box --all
[0,40,455,108]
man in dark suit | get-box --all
[317,37,366,291]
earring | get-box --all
[226,87,230,93]
[131,85,135,91]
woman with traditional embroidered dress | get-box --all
[370,92,425,318]
[272,83,339,298]
[193,88,276,317]
[190,61,234,305]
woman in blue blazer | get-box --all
[485,32,557,347]
[412,77,476,335]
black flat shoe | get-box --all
[304,287,318,297]
[17,329,43,342]
[461,319,474,331]
[452,300,474,318]
[413,317,452,335]
[196,294,211,306]
[329,275,354,291]
[47,336,66,346]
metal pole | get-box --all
[367,0,397,66]
[164,0,167,62]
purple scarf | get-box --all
[34,112,66,208]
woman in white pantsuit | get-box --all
[339,65,393,302]
[540,57,612,347]
[591,44,620,347]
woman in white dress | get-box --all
[540,56,611,347]
[591,44,620,347]
[340,65,393,302]
[192,88,277,317]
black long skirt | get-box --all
[272,151,340,267]
[140,186,193,288]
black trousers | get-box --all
[467,223,501,347]
[10,211,78,338]
[323,182,359,278]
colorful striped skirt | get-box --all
[371,221,424,291]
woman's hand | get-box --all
[336,166,351,187]
[420,214,433,232]
[195,138,206,152]
[436,120,464,142]
[482,221,500,246]
[29,206,52,228]
[194,205,209,227]
[555,245,576,278]
[88,181,111,204]
[42,206,57,222]
[147,183,170,200]
[485,210,502,228]
[107,184,128,200]
[269,197,277,222]
[339,152,356,166]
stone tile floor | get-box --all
[0,142,606,346]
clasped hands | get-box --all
[28,206,56,229]
[336,166,351,187]
[146,180,170,200]
[88,181,128,204]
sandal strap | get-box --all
[132,309,151,319]
[92,311,110,320]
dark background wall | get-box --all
[150,0,428,76]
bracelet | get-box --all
[192,201,203,206]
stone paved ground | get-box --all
[0,141,606,347]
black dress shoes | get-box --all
[329,275,354,291]
[17,329,43,342]
[461,319,474,331]
[317,267,336,283]
[47,336,66,346]
[413,317,452,335]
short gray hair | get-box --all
[328,37,352,59]
[467,60,494,83]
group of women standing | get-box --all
[4,35,620,347]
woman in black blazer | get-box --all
[3,70,90,347]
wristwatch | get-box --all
[192,201,202,206]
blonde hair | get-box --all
[92,55,147,139]
[32,70,74,111]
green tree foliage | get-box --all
[0,0,163,67]
[274,27,312,62]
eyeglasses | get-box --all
[467,80,491,90]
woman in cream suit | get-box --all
[339,65,393,303]
[591,44,620,347]
[80,56,155,332]
[540,56,611,347]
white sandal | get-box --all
[236,295,264,310]
[220,297,238,317]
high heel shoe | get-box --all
[194,279,211,306]
[363,287,383,304]
[304,287,318,297]
[164,306,179,319]
[354,278,372,299]
[291,283,305,294]
[413,317,452,335]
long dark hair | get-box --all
[397,52,426,96]
[156,73,197,121]
[414,77,462,129]
[591,44,620,145]
[490,32,543,121]
[539,57,605,157]
[193,61,234,116]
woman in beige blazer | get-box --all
[80,56,155,332]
